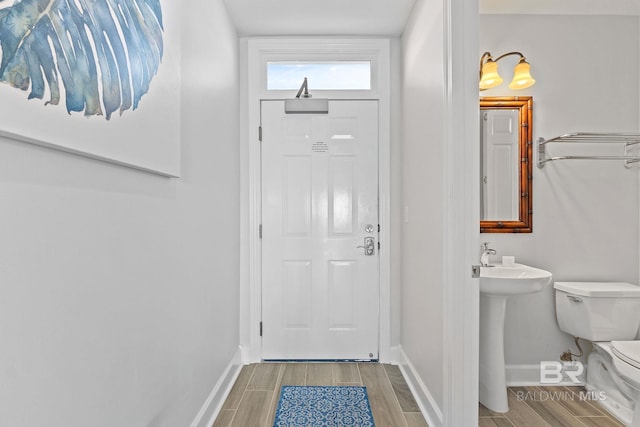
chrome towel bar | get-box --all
[537,132,640,168]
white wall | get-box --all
[401,0,445,411]
[0,1,240,425]
[390,38,404,349]
[480,14,640,378]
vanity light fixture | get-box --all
[479,51,535,91]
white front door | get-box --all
[261,99,379,360]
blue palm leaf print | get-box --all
[0,0,163,120]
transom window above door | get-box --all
[266,61,372,91]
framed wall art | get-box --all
[0,0,181,177]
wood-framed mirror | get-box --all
[480,96,533,233]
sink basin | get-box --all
[480,263,552,295]
[478,262,552,413]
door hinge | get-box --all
[258,126,262,142]
[377,241,381,250]
[259,224,262,239]
[377,224,380,232]
[259,321,263,337]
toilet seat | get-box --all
[612,341,640,370]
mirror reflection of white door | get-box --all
[261,100,379,360]
[482,109,520,220]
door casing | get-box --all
[241,38,392,363]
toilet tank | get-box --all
[554,282,640,341]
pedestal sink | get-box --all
[479,263,552,413]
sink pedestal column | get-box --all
[479,293,509,413]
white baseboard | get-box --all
[396,346,443,427]
[190,347,243,427]
[506,364,586,387]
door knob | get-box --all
[357,237,375,256]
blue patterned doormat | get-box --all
[273,386,375,427]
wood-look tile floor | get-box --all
[480,386,626,427]
[212,362,429,427]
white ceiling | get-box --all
[222,0,418,37]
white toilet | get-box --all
[554,282,640,426]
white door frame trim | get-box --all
[241,38,392,363]
[442,1,480,426]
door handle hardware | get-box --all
[357,237,375,256]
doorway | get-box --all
[243,38,392,364]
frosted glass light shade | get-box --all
[508,60,535,90]
[479,60,503,90]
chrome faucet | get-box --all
[480,242,496,267]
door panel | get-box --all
[261,99,379,360]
